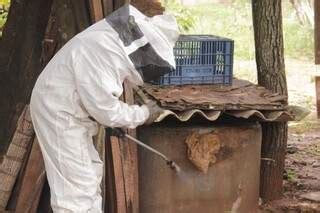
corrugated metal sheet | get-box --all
[143,79,294,122]
[155,109,294,122]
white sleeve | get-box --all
[73,43,149,129]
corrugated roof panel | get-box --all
[144,79,287,111]
[155,109,294,122]
[143,79,294,122]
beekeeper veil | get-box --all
[106,4,179,83]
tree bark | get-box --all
[0,0,92,155]
[252,0,288,201]
[0,0,52,155]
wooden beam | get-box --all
[315,0,320,64]
[120,81,139,213]
[102,0,114,16]
[316,77,320,118]
[0,106,35,210]
[15,138,46,213]
[114,0,127,10]
[111,137,127,213]
[89,0,105,23]
[105,133,126,213]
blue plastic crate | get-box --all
[154,35,234,86]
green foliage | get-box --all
[283,5,314,60]
[286,169,297,182]
[0,0,10,36]
[178,1,313,61]
[186,1,255,60]
[162,0,196,32]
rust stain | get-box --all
[144,79,287,111]
[185,131,221,174]
[143,79,294,122]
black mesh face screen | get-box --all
[106,5,144,47]
[106,4,175,82]
[128,43,174,82]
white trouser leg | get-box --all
[30,101,103,213]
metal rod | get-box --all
[124,134,170,162]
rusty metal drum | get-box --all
[138,122,262,213]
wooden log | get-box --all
[105,133,125,213]
[105,134,116,213]
[102,0,114,16]
[93,126,106,212]
[316,76,320,118]
[0,106,35,210]
[14,138,46,213]
[104,82,139,213]
[111,136,127,213]
[114,0,127,10]
[89,0,104,22]
[120,81,139,213]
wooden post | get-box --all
[0,106,35,210]
[120,81,140,213]
[89,0,104,22]
[315,0,320,64]
[252,0,288,201]
[315,1,320,118]
[102,0,114,16]
[110,136,127,213]
[316,77,320,118]
[15,139,46,213]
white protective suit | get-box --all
[30,5,179,213]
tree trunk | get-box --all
[252,0,288,201]
[0,0,52,155]
[0,0,93,155]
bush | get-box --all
[176,1,314,61]
[162,0,196,32]
[0,0,10,36]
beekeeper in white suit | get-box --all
[30,4,179,212]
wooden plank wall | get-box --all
[0,106,35,210]
[14,139,46,213]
